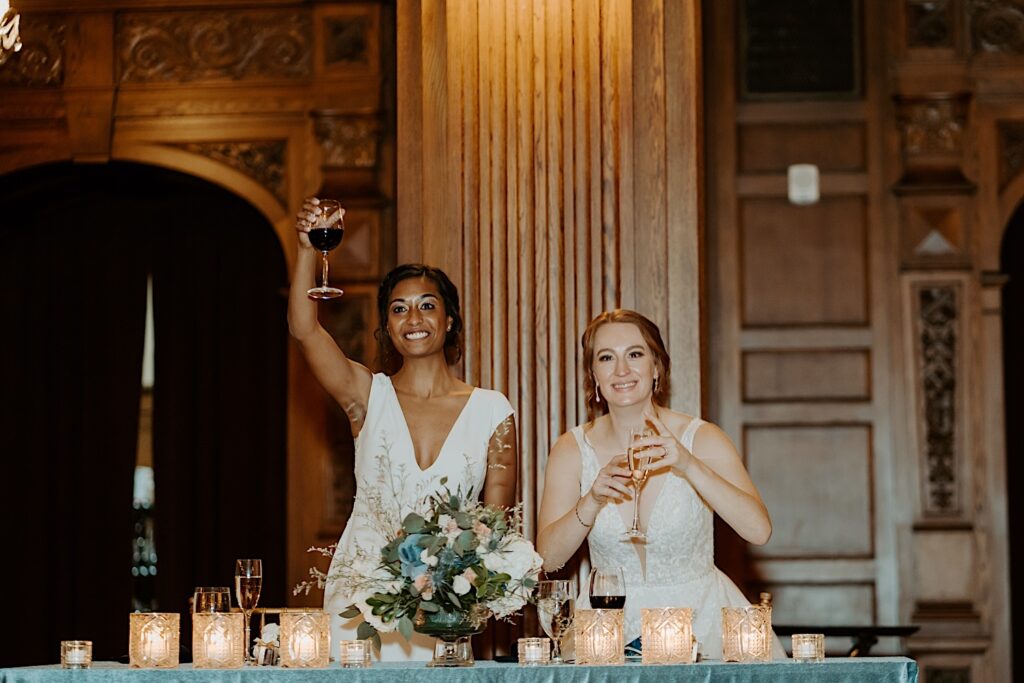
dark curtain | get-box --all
[0,161,288,666]
[1002,209,1024,680]
[0,163,149,666]
[150,174,288,644]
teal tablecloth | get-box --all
[0,658,918,682]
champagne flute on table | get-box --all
[535,579,575,664]
[622,425,656,542]
[303,199,346,300]
[235,559,262,665]
[588,567,626,610]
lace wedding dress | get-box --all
[574,417,786,659]
[323,373,515,661]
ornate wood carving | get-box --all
[915,284,960,516]
[972,0,1024,54]
[117,11,311,83]
[0,15,65,87]
[172,141,287,203]
[313,113,380,169]
[998,120,1024,188]
[906,0,955,49]
[894,93,975,193]
[324,16,369,66]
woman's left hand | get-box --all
[637,411,693,475]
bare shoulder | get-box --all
[549,429,583,462]
[691,420,740,458]
[652,407,692,436]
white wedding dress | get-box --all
[574,417,786,659]
[323,373,515,661]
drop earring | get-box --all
[595,381,602,403]
[653,376,659,393]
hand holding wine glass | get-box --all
[623,425,656,541]
[235,559,262,665]
[298,198,346,300]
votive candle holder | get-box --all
[192,612,244,669]
[517,637,551,665]
[338,639,372,668]
[641,607,694,665]
[129,612,180,668]
[721,605,772,663]
[280,610,330,668]
[791,633,825,662]
[574,609,624,666]
[61,640,92,669]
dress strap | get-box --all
[680,417,706,452]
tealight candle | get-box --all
[130,612,180,668]
[721,605,772,663]
[792,633,825,662]
[192,612,244,669]
[61,640,92,669]
[517,637,551,666]
[575,609,624,666]
[338,639,372,668]
[280,610,330,668]
[641,608,693,665]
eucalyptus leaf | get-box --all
[339,606,362,619]
[398,615,414,641]
[419,600,440,612]
[403,513,426,534]
[357,622,378,641]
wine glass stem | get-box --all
[320,251,330,289]
[632,485,642,532]
[243,609,251,664]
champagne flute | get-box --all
[622,426,655,541]
[588,568,626,609]
[235,559,262,665]
[304,199,345,300]
[535,579,575,663]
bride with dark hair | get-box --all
[288,201,518,660]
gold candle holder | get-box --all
[60,640,92,669]
[338,639,372,668]
[721,605,772,662]
[517,637,551,666]
[192,612,245,669]
[641,608,693,665]
[280,610,330,668]
[574,609,624,666]
[791,633,825,662]
[129,613,180,668]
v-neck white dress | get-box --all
[323,373,515,661]
[574,419,786,660]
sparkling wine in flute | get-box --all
[627,443,652,485]
[235,575,262,611]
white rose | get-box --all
[481,538,543,581]
[453,575,472,595]
[420,549,439,567]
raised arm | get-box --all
[288,199,373,430]
[536,432,631,573]
[483,414,518,509]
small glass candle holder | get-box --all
[130,612,180,668]
[338,639,372,668]
[574,609,624,666]
[280,610,330,668]
[791,633,825,662]
[193,612,245,669]
[641,608,693,665]
[61,640,92,669]
[721,605,772,663]
[517,637,551,666]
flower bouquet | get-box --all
[338,482,543,665]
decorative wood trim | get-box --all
[0,14,65,86]
[905,0,956,49]
[312,112,381,169]
[971,0,1024,55]
[168,140,287,204]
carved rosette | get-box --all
[173,141,287,203]
[914,283,960,517]
[894,93,974,193]
[117,11,311,83]
[0,15,66,86]
[313,113,381,169]
[906,0,954,48]
[971,0,1024,54]
[998,120,1024,188]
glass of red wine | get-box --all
[304,199,345,300]
[588,567,626,610]
[235,558,262,665]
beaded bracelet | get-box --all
[574,499,592,528]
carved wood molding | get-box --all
[971,0,1024,54]
[117,10,312,83]
[312,113,380,169]
[169,140,287,203]
[906,0,955,49]
[997,119,1024,188]
[894,93,975,193]
[0,14,65,87]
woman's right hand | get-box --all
[587,454,633,504]
[295,196,325,250]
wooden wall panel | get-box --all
[743,350,871,402]
[767,583,875,626]
[738,123,866,173]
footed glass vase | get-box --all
[413,605,490,668]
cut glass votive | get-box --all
[574,609,624,666]
[338,639,372,668]
[192,612,245,669]
[722,605,772,663]
[791,633,825,662]
[641,608,694,665]
[61,640,92,669]
[280,610,330,668]
[129,612,180,668]
[517,637,551,665]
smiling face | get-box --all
[590,322,659,410]
[385,276,453,360]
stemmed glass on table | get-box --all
[588,568,626,610]
[235,559,262,664]
[622,425,656,542]
[303,199,346,300]
[535,579,575,664]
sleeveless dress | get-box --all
[574,418,786,660]
[323,373,515,661]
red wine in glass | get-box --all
[306,199,345,300]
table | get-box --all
[0,658,918,682]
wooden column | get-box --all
[396,0,703,536]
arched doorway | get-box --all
[1002,201,1024,677]
[0,161,289,665]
